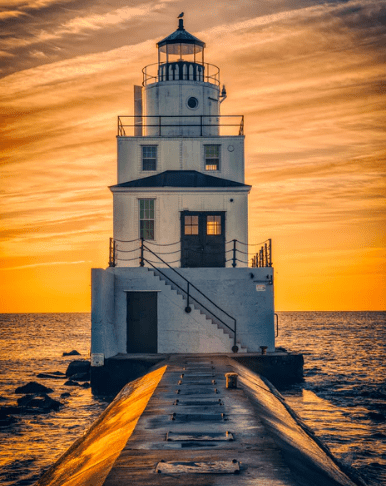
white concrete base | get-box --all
[91,266,275,358]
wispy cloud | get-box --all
[1,260,91,271]
[1,0,385,310]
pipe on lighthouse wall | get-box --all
[133,85,142,137]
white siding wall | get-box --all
[112,190,249,268]
[117,136,245,184]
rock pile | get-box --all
[0,353,91,428]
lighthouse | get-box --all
[91,17,275,369]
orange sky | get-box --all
[1,0,385,312]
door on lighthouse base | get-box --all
[126,292,157,353]
[181,211,225,268]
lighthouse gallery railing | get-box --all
[117,115,244,137]
[109,237,272,268]
[142,61,220,87]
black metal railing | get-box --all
[139,238,238,351]
[108,237,116,267]
[143,61,220,86]
[108,236,274,351]
[117,115,244,137]
[109,237,272,269]
[251,239,272,268]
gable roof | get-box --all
[110,171,251,190]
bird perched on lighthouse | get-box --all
[177,12,184,18]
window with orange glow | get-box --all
[207,215,221,235]
[204,145,220,171]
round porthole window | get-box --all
[187,97,199,109]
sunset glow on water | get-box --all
[0,312,385,485]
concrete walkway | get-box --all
[103,356,356,486]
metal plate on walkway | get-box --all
[184,361,213,365]
[180,373,214,379]
[183,367,214,371]
[166,431,234,441]
[170,413,225,422]
[155,460,240,474]
[178,380,216,386]
[176,387,217,395]
[174,399,223,406]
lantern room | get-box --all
[158,18,205,66]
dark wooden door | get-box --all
[126,292,157,353]
[181,211,225,268]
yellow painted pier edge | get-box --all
[36,365,167,486]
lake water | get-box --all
[0,312,385,485]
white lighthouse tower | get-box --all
[91,17,275,363]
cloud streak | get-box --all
[1,0,385,310]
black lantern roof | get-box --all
[157,19,206,49]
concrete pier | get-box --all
[104,356,356,486]
[38,356,361,486]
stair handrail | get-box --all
[141,240,238,352]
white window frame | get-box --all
[139,199,155,240]
[204,144,221,171]
[141,145,157,171]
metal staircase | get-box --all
[147,267,248,353]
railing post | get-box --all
[269,238,272,266]
[140,237,145,267]
[185,281,191,313]
[232,239,237,268]
[109,238,116,267]
[275,313,279,337]
[231,320,238,353]
[264,242,268,267]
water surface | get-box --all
[0,312,385,485]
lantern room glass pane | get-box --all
[160,43,204,64]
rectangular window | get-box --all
[184,215,199,235]
[142,146,157,171]
[139,199,155,239]
[207,215,221,235]
[204,145,220,171]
